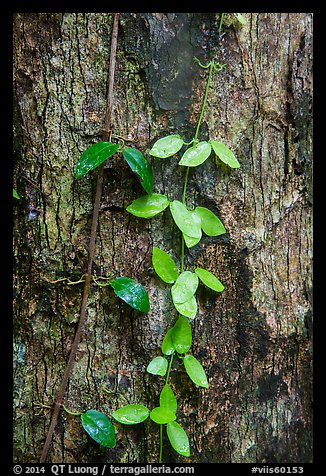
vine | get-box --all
[110,56,240,462]
[36,14,242,463]
[39,12,150,461]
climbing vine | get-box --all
[36,13,242,463]
[61,56,240,461]
[111,57,240,461]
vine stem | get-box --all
[182,58,214,205]
[62,405,83,416]
[159,352,175,463]
[160,56,224,464]
[181,167,190,273]
[194,60,214,142]
[180,59,214,272]
[165,352,175,384]
[159,425,163,463]
[218,13,225,34]
[39,13,120,463]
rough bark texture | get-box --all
[13,13,313,463]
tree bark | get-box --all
[13,13,313,463]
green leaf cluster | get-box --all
[75,142,154,195]
[125,137,230,249]
[70,55,241,463]
[152,247,224,320]
[171,272,198,319]
[159,318,208,388]
[77,401,193,457]
[170,200,227,249]
[127,196,226,249]
[148,133,240,169]
[111,395,190,457]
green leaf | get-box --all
[122,147,154,194]
[195,206,226,237]
[173,296,197,319]
[183,355,209,388]
[126,194,170,219]
[112,404,149,425]
[13,188,20,199]
[171,271,199,304]
[150,407,176,425]
[179,141,212,167]
[75,142,119,179]
[161,328,176,356]
[149,135,184,158]
[81,410,116,448]
[171,316,192,354]
[195,268,224,293]
[147,356,168,376]
[167,421,190,457]
[235,13,247,25]
[160,384,177,415]
[183,233,201,249]
[169,200,202,239]
[110,277,149,312]
[152,247,179,284]
[210,140,240,169]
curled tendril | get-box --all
[212,61,227,72]
[193,56,226,72]
[193,56,211,68]
[92,275,112,286]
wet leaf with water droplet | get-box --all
[126,194,170,218]
[122,147,154,194]
[149,135,184,158]
[183,233,201,249]
[169,201,202,239]
[171,271,198,304]
[150,406,176,424]
[110,277,149,312]
[152,247,179,284]
[173,295,197,319]
[171,316,192,354]
[75,142,119,179]
[183,354,208,388]
[160,384,177,414]
[147,356,168,376]
[81,410,116,448]
[112,404,149,425]
[179,141,212,167]
[161,328,176,356]
[167,421,190,457]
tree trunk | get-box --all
[13,13,313,464]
